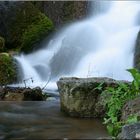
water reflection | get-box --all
[0,100,108,139]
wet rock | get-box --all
[1,87,44,101]
[134,30,140,70]
[118,122,140,139]
[94,91,111,118]
[57,77,122,117]
[121,96,140,121]
[23,87,43,101]
[4,92,24,101]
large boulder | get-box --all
[57,77,121,117]
[121,97,140,121]
[118,123,140,139]
[0,53,17,85]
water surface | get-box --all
[0,100,108,139]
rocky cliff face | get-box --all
[0,1,54,52]
[134,31,140,70]
[32,1,89,27]
[0,1,89,52]
[0,2,23,49]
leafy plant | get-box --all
[94,82,104,91]
[104,68,140,137]
[0,54,17,85]
[127,69,140,95]
[126,114,139,124]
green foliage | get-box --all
[9,2,54,53]
[126,114,139,124]
[94,82,104,91]
[0,54,17,85]
[103,68,140,137]
[127,69,140,95]
[21,14,53,53]
[106,121,123,136]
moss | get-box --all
[9,2,54,53]
[0,53,17,85]
[0,36,5,52]
[21,13,53,53]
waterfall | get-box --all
[14,1,140,90]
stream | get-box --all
[0,100,108,139]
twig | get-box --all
[42,72,52,90]
[23,80,26,88]
[23,77,33,88]
[87,63,91,78]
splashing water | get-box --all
[14,1,140,90]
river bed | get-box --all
[0,100,109,139]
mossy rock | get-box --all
[9,2,54,53]
[0,53,17,85]
[0,36,5,52]
[21,13,53,53]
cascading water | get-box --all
[14,1,140,91]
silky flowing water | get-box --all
[0,100,108,139]
[14,1,140,90]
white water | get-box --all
[14,1,140,91]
